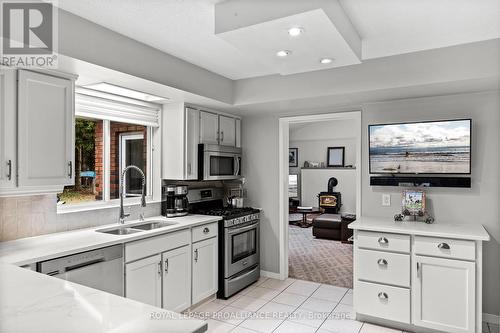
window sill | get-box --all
[57,198,161,215]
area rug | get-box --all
[288,225,353,288]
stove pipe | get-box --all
[327,177,338,192]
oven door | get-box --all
[204,151,241,181]
[224,220,259,278]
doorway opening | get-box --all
[279,112,361,288]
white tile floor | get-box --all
[189,277,404,333]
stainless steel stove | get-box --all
[188,188,260,299]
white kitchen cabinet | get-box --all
[0,68,17,190]
[17,70,75,188]
[125,254,162,307]
[413,255,475,333]
[219,115,236,147]
[192,237,218,304]
[200,111,219,145]
[162,245,191,312]
[162,104,200,180]
[235,118,241,148]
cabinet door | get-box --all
[17,70,74,187]
[200,111,219,145]
[192,237,218,304]
[162,245,191,312]
[0,69,17,190]
[219,115,236,147]
[125,254,162,307]
[185,107,200,180]
[235,118,241,148]
[413,256,475,333]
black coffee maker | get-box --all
[162,185,189,217]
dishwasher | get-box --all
[38,244,124,296]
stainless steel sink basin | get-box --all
[131,221,177,230]
[96,227,142,235]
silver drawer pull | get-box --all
[377,259,388,266]
[203,227,210,234]
[378,292,388,300]
[437,243,450,250]
[378,237,388,244]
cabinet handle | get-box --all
[221,131,224,142]
[157,262,162,276]
[378,237,388,244]
[417,262,421,278]
[6,160,12,181]
[194,249,199,262]
[378,292,388,300]
[377,259,388,266]
[164,259,169,273]
[437,242,450,250]
[203,227,210,234]
[68,161,72,178]
[217,130,220,143]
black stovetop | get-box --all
[189,199,259,219]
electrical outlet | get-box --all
[382,194,391,206]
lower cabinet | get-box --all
[192,237,218,304]
[162,245,191,312]
[413,255,475,333]
[125,254,162,307]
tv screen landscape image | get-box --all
[369,119,471,174]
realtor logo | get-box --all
[1,0,58,68]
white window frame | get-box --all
[119,131,145,195]
[58,94,162,214]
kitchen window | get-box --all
[58,89,161,212]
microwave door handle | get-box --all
[234,156,240,176]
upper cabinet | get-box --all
[0,69,76,197]
[0,69,17,190]
[162,103,241,180]
[200,111,240,148]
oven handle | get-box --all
[227,222,258,235]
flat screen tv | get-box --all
[369,119,471,175]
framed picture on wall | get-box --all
[289,148,298,167]
[327,147,345,167]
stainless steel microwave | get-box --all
[198,144,241,181]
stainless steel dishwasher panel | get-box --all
[38,244,124,296]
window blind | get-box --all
[75,89,161,127]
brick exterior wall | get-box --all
[94,121,147,200]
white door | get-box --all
[219,115,236,147]
[125,254,162,307]
[192,237,218,304]
[200,111,219,145]
[0,69,17,190]
[162,245,191,312]
[17,70,74,187]
[413,255,475,333]
[185,107,200,180]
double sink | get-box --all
[96,220,177,235]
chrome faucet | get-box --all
[119,165,146,224]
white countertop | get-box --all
[0,263,207,333]
[349,216,490,241]
[0,214,221,266]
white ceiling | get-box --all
[57,0,500,80]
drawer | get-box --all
[356,249,410,287]
[192,222,218,243]
[355,280,410,324]
[357,231,410,253]
[125,229,190,262]
[414,236,475,261]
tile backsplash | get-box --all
[0,194,161,241]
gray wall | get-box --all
[242,90,500,316]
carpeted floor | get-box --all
[288,224,353,288]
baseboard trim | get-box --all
[483,313,500,325]
[260,270,281,279]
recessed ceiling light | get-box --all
[82,83,169,103]
[276,50,291,57]
[320,58,333,64]
[288,27,304,37]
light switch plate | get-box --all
[382,194,391,206]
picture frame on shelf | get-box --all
[289,148,298,167]
[402,189,426,216]
[327,147,345,167]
